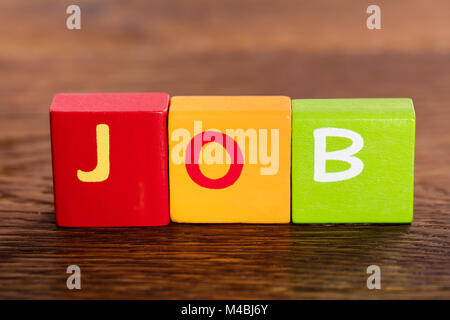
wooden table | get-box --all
[0,0,449,299]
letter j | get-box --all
[77,124,110,182]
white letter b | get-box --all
[313,128,364,182]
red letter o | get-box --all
[185,131,244,189]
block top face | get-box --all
[170,96,291,113]
[292,98,415,120]
[50,93,169,113]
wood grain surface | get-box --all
[0,0,449,299]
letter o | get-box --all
[185,131,244,189]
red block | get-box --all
[50,93,170,227]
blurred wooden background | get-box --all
[0,0,449,299]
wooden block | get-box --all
[50,93,170,227]
[168,96,291,223]
[291,98,415,223]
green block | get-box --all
[292,98,415,223]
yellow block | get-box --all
[168,96,291,223]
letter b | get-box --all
[313,128,364,182]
